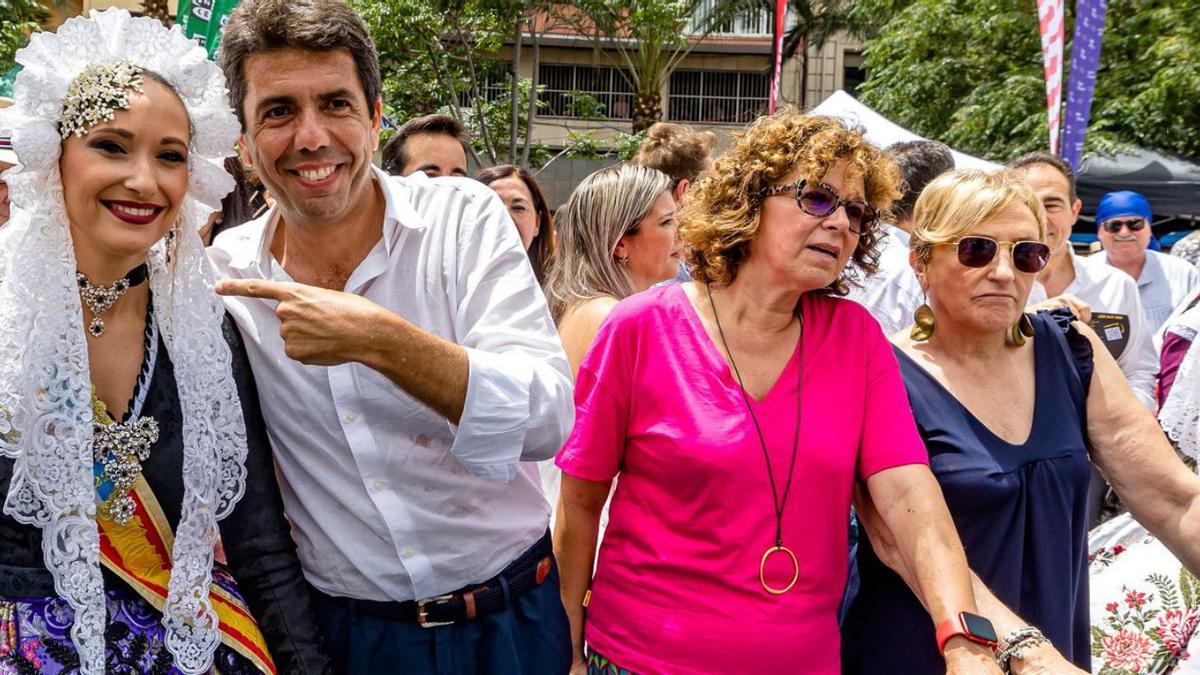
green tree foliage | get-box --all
[0,0,46,76]
[355,0,642,169]
[854,0,1200,160]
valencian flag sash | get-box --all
[95,472,277,673]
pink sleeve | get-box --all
[857,318,929,480]
[1159,332,1193,408]
[555,315,633,482]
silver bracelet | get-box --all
[996,627,1049,674]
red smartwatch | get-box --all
[936,612,999,653]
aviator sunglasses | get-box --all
[762,180,878,235]
[1100,218,1147,234]
[935,236,1051,274]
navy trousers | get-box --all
[310,557,572,675]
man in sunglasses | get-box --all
[1012,154,1158,411]
[847,140,953,335]
[1088,190,1200,335]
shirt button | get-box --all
[344,412,358,423]
[402,547,416,559]
[371,479,385,492]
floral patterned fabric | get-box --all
[1090,512,1200,674]
[587,649,636,675]
[0,569,262,675]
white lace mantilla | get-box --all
[0,9,247,674]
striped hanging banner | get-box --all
[768,0,786,114]
[1035,0,1065,153]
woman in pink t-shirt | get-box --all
[555,113,1003,675]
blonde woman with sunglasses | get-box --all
[842,169,1200,675]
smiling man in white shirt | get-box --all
[1011,153,1158,411]
[209,0,574,671]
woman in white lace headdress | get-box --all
[1087,333,1200,674]
[0,9,330,674]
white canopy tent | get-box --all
[810,91,1001,171]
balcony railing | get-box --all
[687,0,775,37]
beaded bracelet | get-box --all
[996,627,1049,674]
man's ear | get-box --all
[237,136,253,168]
[371,98,384,153]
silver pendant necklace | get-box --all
[77,264,149,337]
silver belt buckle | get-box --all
[417,594,456,628]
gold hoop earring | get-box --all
[910,296,934,342]
[1007,313,1035,347]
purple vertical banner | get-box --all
[1060,0,1108,170]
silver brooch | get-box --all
[94,416,159,525]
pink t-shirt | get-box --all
[556,284,928,674]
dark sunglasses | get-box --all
[1100,218,1147,234]
[936,236,1050,274]
[762,180,878,235]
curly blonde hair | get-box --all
[679,111,901,294]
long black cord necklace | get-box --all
[706,283,803,595]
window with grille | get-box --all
[667,70,770,124]
[538,64,634,119]
[456,62,511,107]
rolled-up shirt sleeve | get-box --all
[448,187,574,481]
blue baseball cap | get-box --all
[1096,191,1153,228]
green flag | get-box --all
[176,0,214,52]
[204,0,239,59]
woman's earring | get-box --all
[165,221,180,263]
[910,296,935,342]
[1007,313,1035,347]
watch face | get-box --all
[961,612,998,643]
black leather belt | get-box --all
[318,531,554,628]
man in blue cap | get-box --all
[1087,190,1200,334]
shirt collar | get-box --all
[224,165,425,276]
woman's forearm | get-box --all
[865,466,1001,673]
[868,466,978,623]
[554,476,609,664]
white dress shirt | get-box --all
[1085,249,1200,335]
[208,167,573,602]
[1028,250,1158,409]
[846,224,924,336]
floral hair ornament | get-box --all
[58,59,144,138]
[0,9,246,675]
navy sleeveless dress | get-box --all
[841,312,1094,673]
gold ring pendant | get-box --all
[759,545,799,595]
